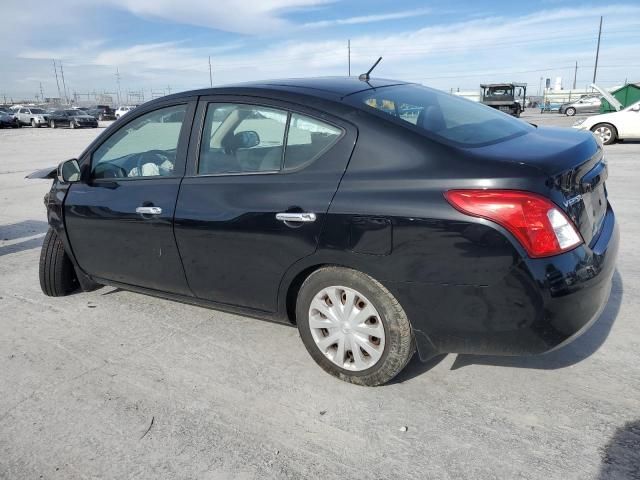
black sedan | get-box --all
[86,106,116,121]
[0,109,20,128]
[49,110,98,129]
[28,77,618,386]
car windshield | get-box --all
[625,100,640,111]
[348,84,533,147]
[66,110,83,115]
[31,108,46,114]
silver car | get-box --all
[15,107,50,127]
[559,96,601,116]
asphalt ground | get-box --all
[1,112,638,479]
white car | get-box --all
[573,100,640,144]
[115,106,136,119]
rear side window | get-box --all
[199,103,287,175]
[198,105,342,175]
[350,84,533,147]
[284,114,342,170]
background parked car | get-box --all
[86,105,116,121]
[15,107,50,127]
[573,99,640,144]
[49,109,99,129]
[0,110,20,128]
[559,96,602,116]
[115,105,136,118]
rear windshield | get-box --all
[348,84,533,147]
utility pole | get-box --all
[52,59,62,101]
[167,85,171,95]
[573,61,578,89]
[115,68,122,105]
[592,16,603,84]
[348,39,351,76]
[39,82,44,103]
[60,61,69,104]
[538,76,543,97]
[208,56,213,87]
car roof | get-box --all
[151,77,412,105]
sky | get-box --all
[1,0,639,102]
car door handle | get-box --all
[136,206,162,215]
[275,212,316,223]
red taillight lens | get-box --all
[444,189,583,258]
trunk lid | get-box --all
[467,126,609,246]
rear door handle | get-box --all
[276,212,316,223]
[136,206,162,215]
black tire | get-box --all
[50,120,56,129]
[565,107,576,116]
[296,266,415,386]
[39,228,77,297]
[31,119,39,128]
[69,121,76,129]
[591,123,618,145]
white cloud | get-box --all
[106,0,336,34]
[303,8,431,28]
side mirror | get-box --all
[57,158,81,183]
[233,130,260,149]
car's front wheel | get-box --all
[50,120,56,128]
[296,266,415,386]
[39,228,78,297]
[31,119,39,128]
[69,121,76,129]
[565,107,576,116]
[592,123,617,145]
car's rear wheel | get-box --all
[39,228,78,297]
[592,123,617,145]
[50,120,56,128]
[296,266,415,386]
[565,107,576,116]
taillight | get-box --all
[444,189,582,258]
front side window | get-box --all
[92,104,187,179]
[349,84,533,147]
[198,103,287,175]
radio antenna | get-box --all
[359,57,382,81]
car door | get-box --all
[616,103,640,138]
[174,97,356,312]
[64,99,197,294]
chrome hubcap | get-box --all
[594,126,612,143]
[308,286,385,371]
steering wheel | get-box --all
[94,162,127,179]
[135,150,170,176]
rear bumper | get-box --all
[391,206,619,360]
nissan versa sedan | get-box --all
[29,77,619,386]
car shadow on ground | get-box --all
[0,220,48,257]
[598,420,640,479]
[450,269,623,371]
